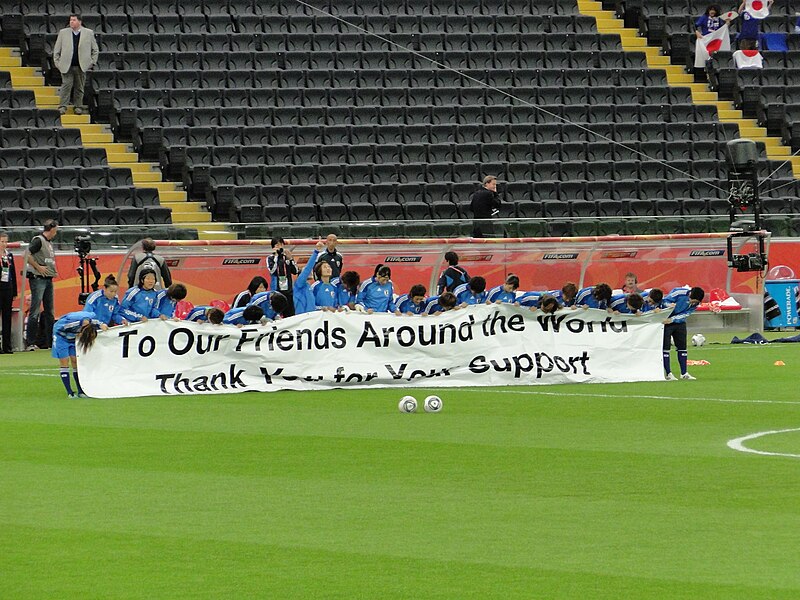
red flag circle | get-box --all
[752,0,763,9]
[706,39,723,53]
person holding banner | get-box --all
[84,274,121,326]
[454,276,488,306]
[487,274,520,304]
[694,5,732,70]
[394,285,428,315]
[117,269,160,324]
[248,291,289,321]
[422,292,458,315]
[663,286,705,381]
[184,306,225,324]
[52,310,107,397]
[154,283,188,319]
[223,305,264,326]
[232,276,268,309]
[609,292,645,315]
[293,241,327,315]
[356,265,395,313]
[334,271,361,310]
[641,288,667,312]
[575,283,613,310]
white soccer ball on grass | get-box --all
[423,395,443,413]
[398,395,418,413]
[691,333,706,347]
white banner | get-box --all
[78,305,668,398]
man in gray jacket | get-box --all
[53,14,99,115]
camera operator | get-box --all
[25,219,59,350]
[127,238,172,290]
[267,236,298,317]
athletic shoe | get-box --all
[77,392,87,398]
[58,107,67,115]
[681,373,696,380]
[25,344,39,351]
[665,373,677,381]
[67,393,78,398]
[74,106,83,115]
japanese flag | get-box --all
[734,49,763,68]
[745,0,770,19]
[694,24,731,68]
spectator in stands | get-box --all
[736,0,773,47]
[469,175,501,238]
[663,286,706,380]
[232,276,268,308]
[53,14,99,115]
[621,272,643,294]
[0,231,17,353]
[127,238,172,290]
[795,12,800,34]
[315,234,344,278]
[436,251,470,294]
[732,39,763,68]
[25,219,59,351]
[695,4,728,38]
[267,237,299,317]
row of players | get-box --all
[52,242,705,396]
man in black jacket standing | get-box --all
[0,231,17,353]
[469,175,501,238]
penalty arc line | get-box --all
[727,428,800,459]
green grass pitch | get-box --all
[2,333,800,598]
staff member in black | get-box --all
[315,233,344,279]
[470,175,501,238]
[267,236,299,317]
[0,231,18,354]
[26,219,59,350]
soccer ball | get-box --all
[423,395,443,413]
[398,395,418,413]
[691,333,706,347]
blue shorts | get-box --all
[51,334,76,359]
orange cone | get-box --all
[774,361,786,366]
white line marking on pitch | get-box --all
[464,389,800,406]
[727,428,800,459]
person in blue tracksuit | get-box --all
[84,274,120,326]
[395,285,427,315]
[52,310,107,397]
[609,292,645,315]
[249,290,289,321]
[116,268,160,323]
[184,306,225,324]
[154,283,188,319]
[310,261,339,310]
[641,288,666,313]
[454,276,488,306]
[293,242,323,315]
[356,265,395,313]
[223,305,264,326]
[663,286,705,380]
[575,283,613,310]
[334,271,361,310]
[422,292,458,315]
[486,274,519,304]
[232,276,268,309]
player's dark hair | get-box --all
[167,283,187,301]
[627,293,644,311]
[689,287,705,302]
[248,276,268,294]
[141,238,156,252]
[469,276,486,294]
[243,305,264,322]
[76,321,98,352]
[103,274,118,288]
[313,261,332,281]
[269,292,289,314]
[593,283,613,302]
[562,282,578,300]
[138,268,157,287]
[704,4,721,16]
[540,295,561,314]
[375,265,391,278]
[439,292,457,310]
[409,284,426,298]
[340,271,360,292]
[648,288,664,304]
[444,251,459,266]
[505,274,520,289]
[207,308,224,324]
[270,236,285,248]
